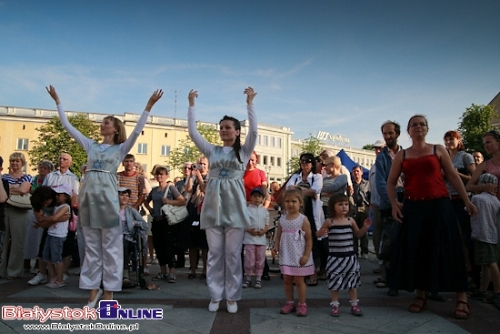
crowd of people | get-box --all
[1,87,499,320]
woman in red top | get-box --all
[387,115,476,319]
[243,151,269,207]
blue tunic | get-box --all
[201,147,251,229]
[79,143,122,228]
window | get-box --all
[263,135,268,146]
[137,143,148,154]
[263,155,268,165]
[277,138,282,148]
[292,149,298,157]
[277,157,282,167]
[17,138,29,150]
[161,145,171,156]
[257,134,261,146]
[270,137,275,147]
[270,156,275,166]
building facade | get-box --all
[0,105,375,184]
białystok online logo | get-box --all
[2,300,163,322]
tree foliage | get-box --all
[167,123,221,173]
[28,115,101,178]
[287,135,324,175]
[362,144,374,150]
[458,104,498,154]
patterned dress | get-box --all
[279,213,315,276]
[326,219,361,290]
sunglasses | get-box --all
[300,159,313,163]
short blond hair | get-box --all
[324,156,341,169]
[9,152,27,166]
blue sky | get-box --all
[1,0,499,149]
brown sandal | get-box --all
[453,300,470,319]
[409,296,426,313]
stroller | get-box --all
[266,205,282,264]
[124,225,147,289]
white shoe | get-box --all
[227,301,238,314]
[87,289,103,308]
[63,274,69,282]
[208,301,220,312]
[28,273,47,285]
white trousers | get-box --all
[206,227,245,302]
[79,225,123,292]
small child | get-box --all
[119,187,148,288]
[272,188,314,317]
[243,187,270,289]
[43,184,72,288]
[470,173,500,303]
[316,193,371,317]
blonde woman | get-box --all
[0,152,32,280]
[47,85,163,307]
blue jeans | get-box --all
[43,235,66,264]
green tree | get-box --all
[167,123,221,173]
[287,135,324,175]
[458,104,498,154]
[28,115,101,178]
[362,144,374,150]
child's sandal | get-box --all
[408,296,426,313]
[453,300,470,319]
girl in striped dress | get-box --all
[316,193,372,317]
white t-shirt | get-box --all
[48,204,70,238]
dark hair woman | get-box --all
[187,87,258,314]
[387,115,476,319]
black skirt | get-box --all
[388,197,468,293]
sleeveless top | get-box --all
[79,142,122,228]
[201,146,251,229]
[328,219,355,257]
[402,146,448,200]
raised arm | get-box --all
[239,87,258,163]
[187,90,214,157]
[46,85,93,150]
[120,89,163,155]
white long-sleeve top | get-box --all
[187,105,258,165]
[56,104,149,161]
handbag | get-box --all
[7,193,32,209]
[161,186,189,225]
[69,213,78,232]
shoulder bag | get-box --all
[7,193,32,209]
[161,186,189,225]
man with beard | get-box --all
[375,121,402,297]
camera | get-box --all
[191,164,201,170]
